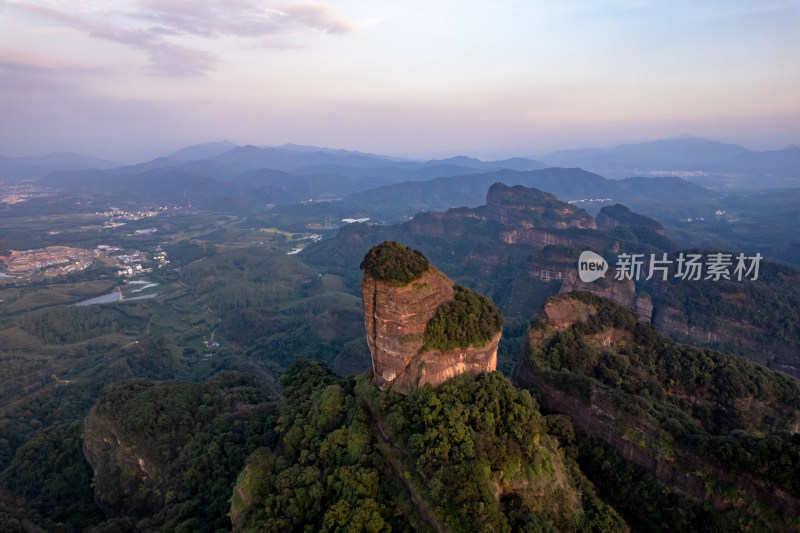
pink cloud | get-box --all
[135,0,354,37]
[8,0,353,76]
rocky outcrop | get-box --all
[559,268,653,322]
[362,266,455,387]
[82,390,163,515]
[595,204,664,234]
[515,294,800,524]
[486,183,609,251]
[486,183,596,230]
[361,242,500,392]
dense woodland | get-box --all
[360,241,430,285]
[526,292,800,527]
[423,285,504,352]
[1,178,799,531]
[232,361,625,533]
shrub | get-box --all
[423,285,504,351]
[360,241,429,285]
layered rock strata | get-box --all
[361,242,501,392]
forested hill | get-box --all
[342,167,715,216]
[230,361,625,532]
[515,291,800,531]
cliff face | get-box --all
[82,387,164,515]
[362,266,455,387]
[361,242,501,392]
[514,293,800,525]
[559,268,653,322]
[595,204,664,234]
[486,183,605,251]
[486,182,596,230]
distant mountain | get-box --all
[342,168,717,218]
[542,137,800,188]
[277,143,413,162]
[716,146,800,174]
[0,152,121,180]
[420,155,545,171]
[208,145,405,174]
[35,145,549,205]
[544,137,751,175]
[166,141,238,162]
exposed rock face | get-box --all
[486,183,596,230]
[559,268,653,322]
[514,294,800,519]
[82,391,163,515]
[485,183,609,251]
[595,204,664,234]
[362,266,455,386]
[361,242,500,391]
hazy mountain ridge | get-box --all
[304,182,800,375]
[342,167,717,217]
[542,137,800,187]
[0,153,121,181]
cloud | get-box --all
[0,50,107,74]
[8,0,354,76]
[135,0,355,37]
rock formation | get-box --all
[361,241,502,392]
[485,183,608,251]
[595,204,664,234]
[486,183,596,230]
[514,292,800,523]
[559,267,653,322]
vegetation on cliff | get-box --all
[657,259,800,359]
[487,183,595,228]
[423,285,504,352]
[230,361,408,532]
[545,415,776,532]
[82,372,279,532]
[360,241,430,285]
[524,292,800,526]
[0,421,102,531]
[596,204,663,231]
[231,360,625,532]
[372,370,624,532]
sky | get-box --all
[1,0,799,162]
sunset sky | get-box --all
[2,0,798,162]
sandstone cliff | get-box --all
[485,183,609,251]
[486,183,596,230]
[559,268,653,322]
[361,241,501,392]
[595,204,664,234]
[514,293,800,527]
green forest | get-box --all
[525,292,800,529]
[360,241,430,285]
[423,285,504,352]
[1,180,800,532]
[232,361,625,533]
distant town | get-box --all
[0,244,169,280]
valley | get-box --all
[0,140,798,532]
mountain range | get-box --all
[4,136,798,191]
